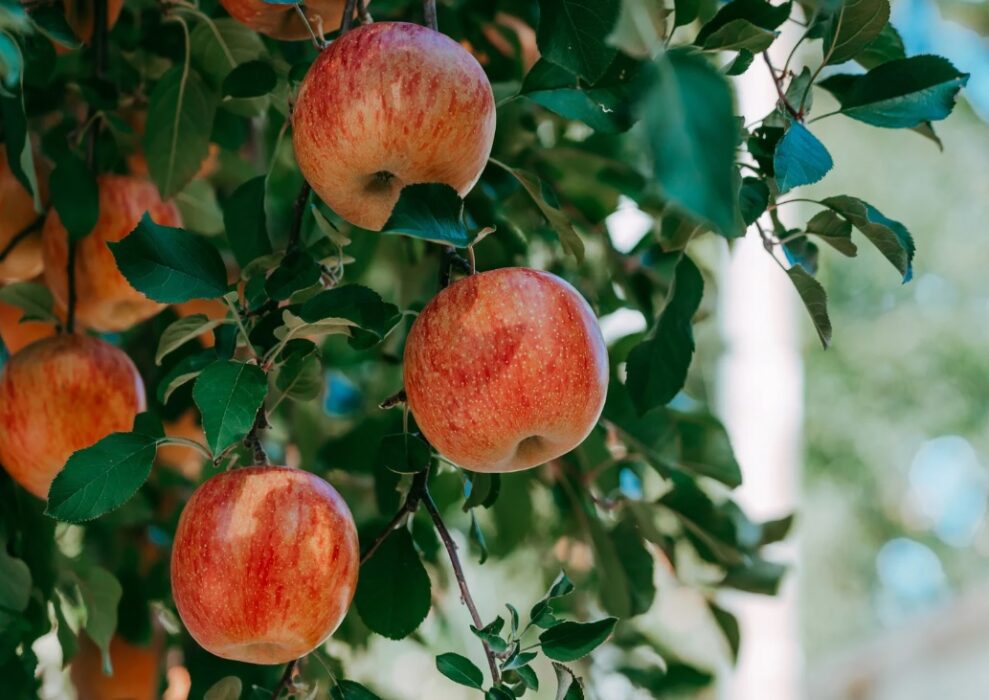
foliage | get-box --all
[0,0,968,697]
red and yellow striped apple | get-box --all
[219,0,352,40]
[171,466,359,664]
[42,175,182,332]
[0,147,45,283]
[403,267,609,472]
[0,334,145,498]
[292,22,496,231]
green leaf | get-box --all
[156,313,227,365]
[175,180,224,236]
[297,284,400,349]
[773,123,833,194]
[516,664,539,690]
[109,214,229,303]
[223,176,272,267]
[856,22,905,69]
[382,183,470,247]
[0,282,58,324]
[817,55,969,129]
[626,254,704,414]
[204,676,243,700]
[709,603,741,661]
[0,75,42,211]
[502,651,537,672]
[192,361,268,454]
[521,55,645,133]
[725,49,755,75]
[805,209,856,256]
[674,410,743,487]
[274,341,323,402]
[498,164,584,261]
[222,60,277,99]
[144,65,218,198]
[0,536,31,613]
[645,50,739,237]
[77,566,122,674]
[723,557,787,594]
[50,152,99,242]
[46,433,159,523]
[701,20,776,52]
[536,0,621,82]
[820,194,914,280]
[29,6,81,48]
[824,0,890,65]
[673,0,699,27]
[547,571,575,599]
[695,0,791,46]
[331,680,383,700]
[539,618,618,662]
[355,528,431,639]
[486,688,515,700]
[379,433,431,474]
[157,349,217,404]
[586,511,633,617]
[786,265,832,348]
[609,516,656,616]
[739,177,769,225]
[553,663,586,700]
[265,250,322,301]
[436,653,484,690]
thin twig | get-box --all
[244,407,270,465]
[378,389,407,410]
[762,53,800,121]
[422,0,437,31]
[360,469,428,565]
[287,181,311,253]
[423,492,501,685]
[339,0,358,33]
[0,216,43,262]
[271,658,300,698]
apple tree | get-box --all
[0,0,969,697]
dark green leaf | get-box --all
[553,663,586,700]
[817,55,969,128]
[855,22,905,69]
[499,164,584,261]
[223,176,272,267]
[709,603,741,661]
[157,350,217,404]
[674,411,743,486]
[739,177,768,225]
[626,254,704,414]
[265,250,322,301]
[610,516,655,616]
[536,0,621,82]
[435,653,484,689]
[156,314,227,365]
[297,284,400,348]
[50,152,99,242]
[109,214,229,303]
[192,361,268,454]
[0,282,58,324]
[76,566,122,673]
[695,0,791,46]
[463,472,498,510]
[702,20,776,52]
[485,688,514,700]
[645,50,739,237]
[46,433,159,523]
[821,194,913,280]
[786,265,832,348]
[331,680,383,700]
[759,513,795,544]
[355,528,431,639]
[382,183,469,247]
[0,85,41,209]
[722,558,787,594]
[221,60,277,98]
[379,433,431,474]
[274,341,323,402]
[673,0,699,27]
[0,536,31,613]
[539,618,617,662]
[28,6,81,48]
[773,123,833,194]
[144,65,218,198]
[805,209,856,255]
[516,664,539,689]
[824,0,890,65]
[502,651,536,671]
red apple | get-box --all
[0,146,45,283]
[42,175,182,332]
[219,0,352,40]
[71,633,160,700]
[171,466,359,664]
[403,267,609,473]
[0,334,146,499]
[292,22,496,231]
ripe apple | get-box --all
[403,267,609,473]
[0,294,57,354]
[292,22,496,231]
[0,147,44,283]
[42,175,182,332]
[0,334,145,499]
[219,0,352,40]
[171,466,359,664]
[71,633,160,700]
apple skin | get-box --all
[219,0,350,40]
[403,267,609,473]
[171,466,359,665]
[42,175,182,332]
[0,295,57,354]
[71,633,160,700]
[0,147,44,283]
[292,22,496,231]
[0,334,146,499]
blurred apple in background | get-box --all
[0,146,45,283]
[70,633,160,700]
[157,410,207,482]
[171,467,359,664]
[42,175,181,332]
[292,22,496,231]
[219,0,354,40]
[0,334,145,498]
[404,267,609,473]
[63,0,124,45]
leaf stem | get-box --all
[157,436,213,460]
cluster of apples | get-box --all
[0,8,610,679]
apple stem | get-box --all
[243,407,270,465]
[0,216,43,263]
[422,0,438,31]
[438,247,471,288]
[271,657,300,698]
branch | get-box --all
[423,0,437,31]
[0,216,43,263]
[762,53,801,121]
[378,389,406,410]
[360,469,427,565]
[339,0,358,33]
[271,658,300,698]
[422,492,501,686]
[287,181,311,253]
[243,407,270,465]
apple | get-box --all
[292,22,496,231]
[170,466,359,664]
[0,333,145,499]
[219,0,352,40]
[0,147,45,283]
[0,293,57,354]
[42,175,182,332]
[403,267,609,473]
[63,0,124,45]
[71,633,159,700]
